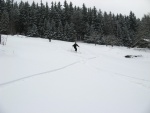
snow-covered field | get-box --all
[0,35,150,113]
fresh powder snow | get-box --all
[0,35,150,113]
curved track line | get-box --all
[89,64,150,83]
[0,61,79,87]
[114,72,150,82]
[0,56,97,87]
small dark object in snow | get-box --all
[125,55,132,58]
[125,55,142,58]
[72,42,79,52]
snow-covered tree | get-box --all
[0,10,9,34]
[57,21,63,40]
[44,20,52,39]
[27,24,38,37]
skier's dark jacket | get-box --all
[73,43,79,48]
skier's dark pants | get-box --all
[74,47,77,51]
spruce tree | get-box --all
[28,24,38,37]
[0,10,9,34]
[50,19,56,39]
[64,22,69,41]
[0,0,5,19]
[128,11,138,46]
[44,20,51,39]
[57,21,63,40]
[19,1,30,35]
[140,14,150,39]
[81,3,88,38]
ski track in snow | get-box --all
[79,45,150,89]
[88,63,150,89]
[0,36,150,89]
[0,56,97,87]
[0,61,79,86]
[0,37,98,87]
[0,49,14,55]
[1,45,149,89]
[1,36,150,113]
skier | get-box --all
[72,42,79,52]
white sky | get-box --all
[15,0,150,19]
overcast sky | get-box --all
[15,0,150,19]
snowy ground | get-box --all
[0,35,150,113]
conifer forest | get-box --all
[0,0,150,47]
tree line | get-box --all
[0,0,150,47]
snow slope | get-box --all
[0,35,150,113]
